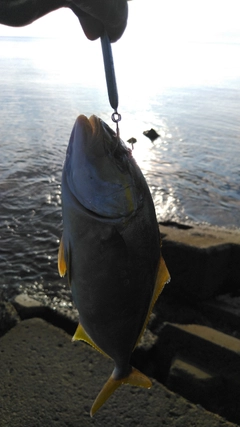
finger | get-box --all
[69,0,128,42]
[70,9,104,41]
[0,0,68,26]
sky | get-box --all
[0,0,240,99]
[0,0,240,223]
[0,0,240,43]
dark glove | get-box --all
[0,0,128,42]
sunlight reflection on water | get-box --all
[1,33,240,304]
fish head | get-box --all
[64,115,143,219]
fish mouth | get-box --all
[89,115,100,135]
[78,114,103,139]
[88,115,117,150]
[76,114,115,157]
[65,114,142,219]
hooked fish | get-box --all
[58,115,170,416]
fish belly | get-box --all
[62,185,160,366]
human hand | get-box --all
[68,0,128,42]
[0,0,128,42]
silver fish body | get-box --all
[58,115,170,415]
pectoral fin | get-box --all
[58,235,67,277]
[90,367,152,417]
[134,255,170,349]
[58,235,72,286]
[72,323,109,359]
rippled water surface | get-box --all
[1,36,240,304]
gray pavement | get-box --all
[0,318,238,427]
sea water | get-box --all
[0,36,240,303]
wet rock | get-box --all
[143,128,160,142]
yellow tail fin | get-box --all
[90,367,152,417]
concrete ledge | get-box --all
[0,301,20,337]
[149,322,240,423]
[201,297,240,332]
[160,222,240,247]
[159,223,240,300]
[166,356,225,414]
[154,322,240,379]
[0,318,238,427]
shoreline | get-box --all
[160,220,240,246]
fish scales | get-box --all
[58,115,170,416]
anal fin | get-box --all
[152,255,171,307]
[90,367,151,417]
[134,255,170,349]
[72,323,109,359]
